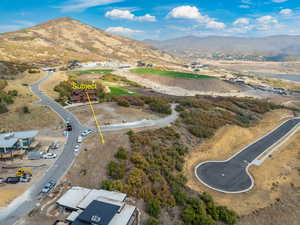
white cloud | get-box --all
[167,5,204,20]
[206,21,226,29]
[105,26,143,34]
[280,8,293,16]
[105,9,156,22]
[167,5,225,30]
[136,14,156,22]
[257,15,278,24]
[105,9,134,20]
[272,0,288,3]
[57,0,124,12]
[233,18,250,26]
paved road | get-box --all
[0,72,179,225]
[195,118,300,193]
[0,72,87,225]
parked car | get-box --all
[20,177,31,183]
[43,153,57,159]
[42,180,56,193]
[50,141,60,149]
[5,177,20,184]
[77,136,83,143]
[74,144,80,153]
[81,129,93,137]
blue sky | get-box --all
[0,0,299,40]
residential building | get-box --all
[0,130,39,159]
[56,187,138,225]
[70,90,98,103]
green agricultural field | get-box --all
[73,69,114,75]
[130,68,215,79]
[108,86,138,96]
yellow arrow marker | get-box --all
[85,91,105,144]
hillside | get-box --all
[0,17,181,66]
[145,35,300,61]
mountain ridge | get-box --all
[0,17,181,65]
[145,35,300,61]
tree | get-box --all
[147,199,161,218]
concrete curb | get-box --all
[194,117,300,194]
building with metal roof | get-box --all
[0,130,39,159]
[56,187,137,225]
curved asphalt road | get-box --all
[0,72,179,225]
[195,118,300,193]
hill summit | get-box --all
[0,17,180,65]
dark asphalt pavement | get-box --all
[196,118,300,193]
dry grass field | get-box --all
[183,109,300,215]
[39,72,68,99]
[0,72,61,131]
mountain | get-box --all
[145,35,300,61]
[0,17,181,65]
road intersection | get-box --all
[0,72,179,225]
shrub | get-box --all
[22,106,30,114]
[0,80,8,90]
[0,103,8,114]
[8,90,18,96]
[107,161,126,179]
[127,168,146,187]
[114,147,128,160]
[147,199,161,218]
[216,206,237,225]
[146,217,160,225]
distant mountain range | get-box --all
[0,17,180,66]
[144,35,300,61]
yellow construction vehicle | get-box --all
[16,168,32,177]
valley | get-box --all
[0,14,299,225]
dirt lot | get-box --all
[69,102,161,127]
[183,109,300,216]
[64,130,130,188]
[205,59,300,75]
[0,134,66,207]
[114,69,245,97]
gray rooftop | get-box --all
[0,130,38,148]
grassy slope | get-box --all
[73,69,114,75]
[130,68,216,79]
[108,86,138,96]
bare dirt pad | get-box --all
[65,130,130,188]
[136,73,240,93]
[205,60,300,74]
[69,102,160,126]
[183,109,300,216]
[39,72,68,99]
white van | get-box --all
[77,136,83,143]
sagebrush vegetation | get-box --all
[101,96,288,225]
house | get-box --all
[70,90,98,103]
[0,130,39,159]
[68,61,81,70]
[56,187,138,225]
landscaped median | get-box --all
[130,68,216,79]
